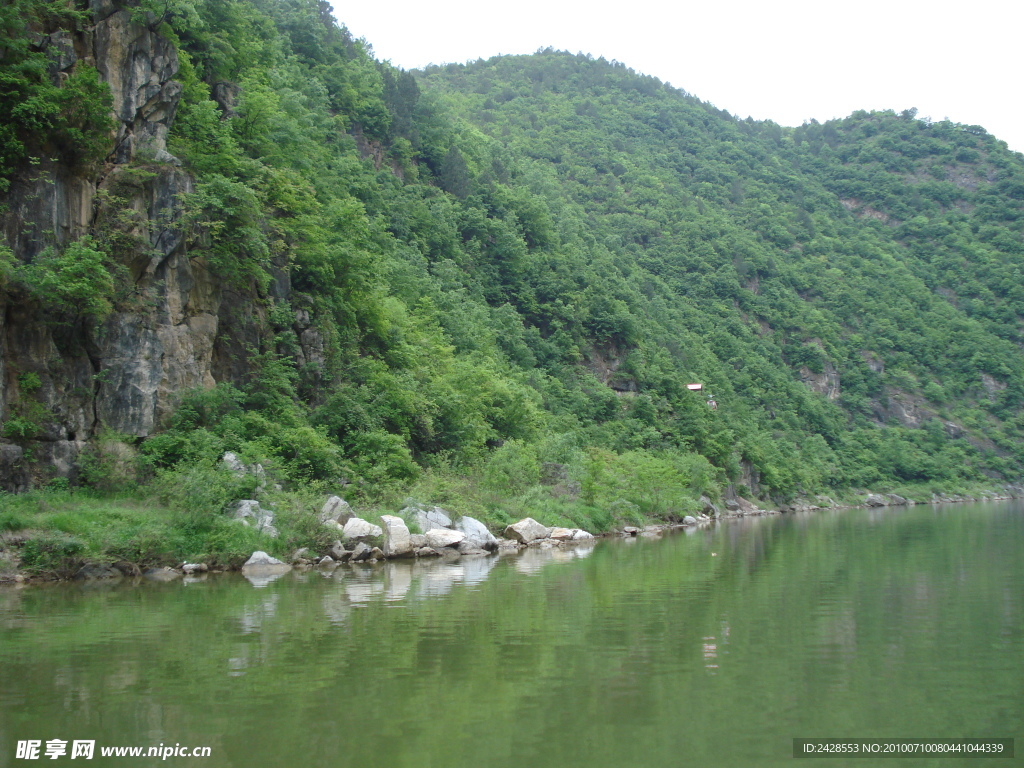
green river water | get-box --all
[1,501,1022,767]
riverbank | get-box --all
[3,476,1022,585]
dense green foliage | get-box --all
[0,0,113,189]
[412,51,1024,492]
[5,0,1024,533]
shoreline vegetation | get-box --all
[2,458,1020,585]
[4,2,1024,589]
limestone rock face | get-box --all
[503,518,550,544]
[0,7,224,489]
[92,7,183,164]
[798,359,840,402]
[0,7,293,490]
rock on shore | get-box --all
[503,518,550,544]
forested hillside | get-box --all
[417,51,1024,492]
[3,0,1024,529]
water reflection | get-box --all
[266,543,604,620]
[2,503,1022,768]
[241,569,289,588]
[514,541,596,574]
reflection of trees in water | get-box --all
[2,503,1022,766]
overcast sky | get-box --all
[330,0,1023,153]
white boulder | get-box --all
[454,516,497,546]
[425,528,465,549]
[242,551,289,569]
[342,517,383,541]
[503,517,551,544]
[381,515,413,557]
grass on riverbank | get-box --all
[1,457,1015,581]
[0,483,351,578]
[0,454,714,578]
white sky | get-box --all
[330,0,1023,153]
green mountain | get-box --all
[2,0,1023,525]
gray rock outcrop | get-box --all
[320,496,354,525]
[405,505,453,533]
[503,518,550,544]
[0,8,323,490]
[699,495,719,517]
[223,452,246,475]
[233,500,278,538]
[0,7,217,488]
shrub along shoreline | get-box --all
[1,470,1020,584]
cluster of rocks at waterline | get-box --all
[299,500,597,567]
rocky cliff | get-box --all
[0,2,258,489]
